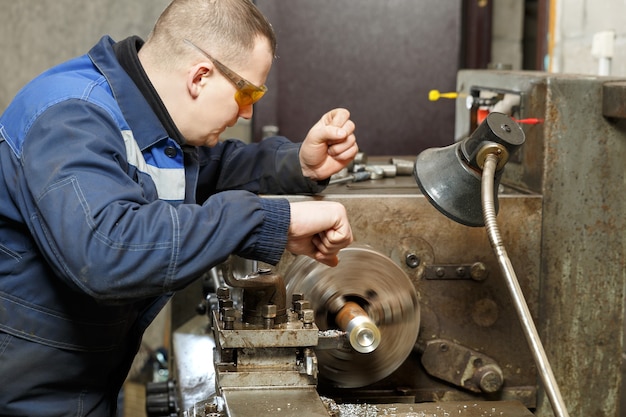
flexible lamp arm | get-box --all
[482,153,570,417]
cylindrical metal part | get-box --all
[222,307,236,330]
[378,164,397,178]
[473,363,504,393]
[335,301,381,354]
[461,112,524,170]
[390,158,415,175]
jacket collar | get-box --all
[87,36,172,150]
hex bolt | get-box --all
[222,307,236,330]
[301,347,318,378]
[470,262,488,281]
[436,267,446,278]
[262,304,277,329]
[216,287,230,300]
[219,299,233,321]
[294,300,311,319]
[405,252,421,268]
[302,308,315,328]
[292,293,304,309]
[262,304,277,318]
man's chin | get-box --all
[198,134,221,147]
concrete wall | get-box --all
[0,0,171,386]
[0,0,255,140]
[3,0,626,99]
[550,0,626,75]
[491,0,525,70]
[3,1,624,108]
[489,0,626,77]
[0,0,170,112]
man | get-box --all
[0,0,358,415]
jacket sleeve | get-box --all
[195,136,329,203]
[17,100,289,303]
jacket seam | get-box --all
[164,205,180,290]
[37,176,173,251]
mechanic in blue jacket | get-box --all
[0,0,358,415]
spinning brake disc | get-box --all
[284,244,420,388]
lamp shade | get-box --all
[413,112,525,227]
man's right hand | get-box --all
[286,201,353,267]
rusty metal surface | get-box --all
[173,176,543,413]
[421,339,503,394]
[455,70,626,417]
[213,310,319,348]
[273,179,543,407]
[172,71,626,416]
[603,81,626,119]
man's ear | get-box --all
[187,64,211,99]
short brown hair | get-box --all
[144,0,276,69]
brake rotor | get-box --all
[284,244,420,388]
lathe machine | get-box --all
[147,71,626,417]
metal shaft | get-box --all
[482,153,570,417]
[335,301,381,354]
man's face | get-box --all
[183,36,273,147]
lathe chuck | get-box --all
[284,244,420,388]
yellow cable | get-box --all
[548,0,557,72]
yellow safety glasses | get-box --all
[184,39,267,107]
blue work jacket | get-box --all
[0,36,325,416]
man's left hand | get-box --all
[299,108,358,181]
